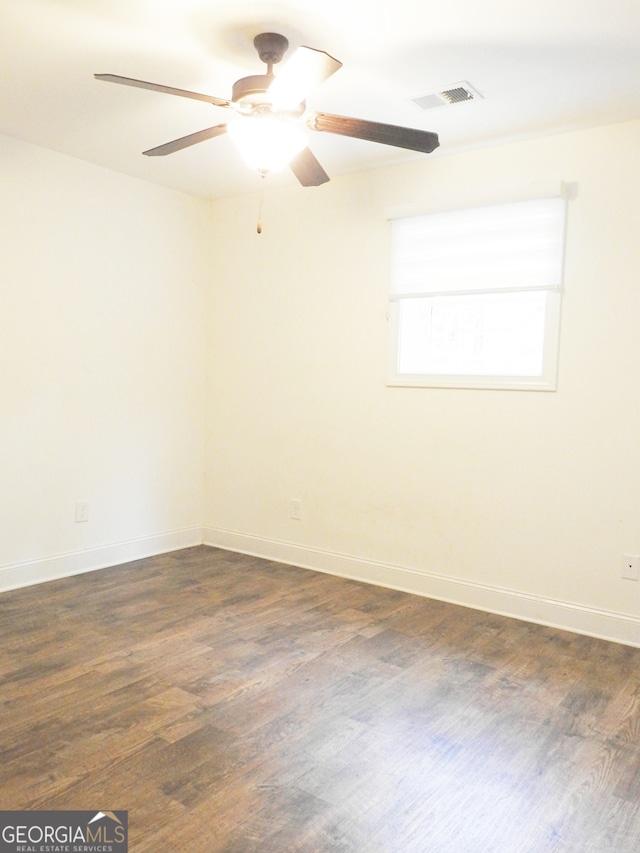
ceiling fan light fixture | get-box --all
[96,31,439,189]
[227,115,307,173]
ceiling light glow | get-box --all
[227,116,307,173]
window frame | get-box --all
[387,196,567,392]
[387,289,562,390]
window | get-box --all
[388,197,566,390]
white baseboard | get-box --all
[6,526,640,649]
[203,526,640,648]
[0,527,203,593]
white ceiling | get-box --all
[2,0,640,199]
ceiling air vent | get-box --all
[412,82,483,111]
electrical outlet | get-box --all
[75,501,90,523]
[290,499,302,521]
[622,554,639,581]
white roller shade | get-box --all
[390,197,566,299]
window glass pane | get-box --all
[397,291,548,377]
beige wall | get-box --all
[2,119,640,643]
[0,134,210,586]
[204,119,640,643]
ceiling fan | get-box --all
[95,32,440,187]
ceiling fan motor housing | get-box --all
[232,74,273,105]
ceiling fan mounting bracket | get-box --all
[253,32,289,67]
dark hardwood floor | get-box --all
[2,546,640,851]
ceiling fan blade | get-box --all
[94,74,230,108]
[268,47,342,109]
[289,147,330,187]
[143,124,228,157]
[308,112,439,154]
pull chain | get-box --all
[257,171,266,234]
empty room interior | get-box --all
[2,1,640,850]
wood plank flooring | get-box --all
[2,546,640,851]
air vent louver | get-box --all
[412,81,483,111]
[441,86,474,104]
